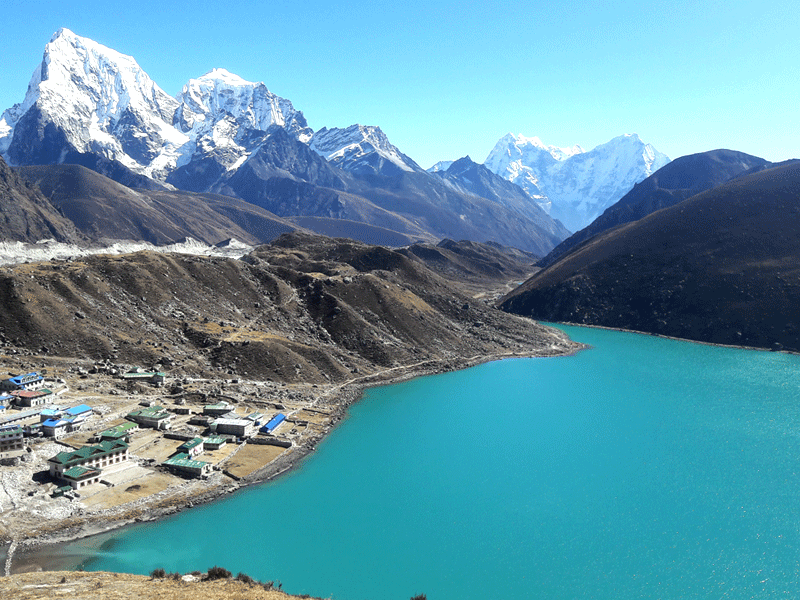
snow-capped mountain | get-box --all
[309,124,423,176]
[0,28,597,254]
[0,28,311,182]
[427,160,454,173]
[486,133,670,232]
[174,68,312,175]
[0,28,185,180]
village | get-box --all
[0,359,340,541]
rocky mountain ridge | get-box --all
[0,231,576,380]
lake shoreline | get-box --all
[552,320,800,355]
[6,334,584,575]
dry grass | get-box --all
[79,472,176,509]
[223,444,289,479]
[1,570,313,600]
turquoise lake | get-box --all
[50,325,800,599]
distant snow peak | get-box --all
[495,133,584,162]
[485,132,670,231]
[427,160,454,173]
[199,67,250,86]
[176,68,312,143]
[310,124,422,174]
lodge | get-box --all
[162,453,211,477]
[177,436,205,458]
[12,388,52,407]
[0,424,24,456]
[126,405,173,429]
[48,440,129,487]
[210,417,254,438]
[260,413,287,435]
[120,370,166,385]
[0,372,45,392]
[97,422,139,442]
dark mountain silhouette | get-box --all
[432,156,570,245]
[0,156,84,243]
[538,150,773,268]
[500,161,800,351]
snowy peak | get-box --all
[427,160,454,173]
[309,124,423,175]
[485,132,670,231]
[485,133,583,171]
[1,29,313,182]
[1,28,187,178]
[176,68,311,143]
[39,27,178,123]
[510,133,584,161]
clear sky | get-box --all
[1,0,798,169]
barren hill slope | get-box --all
[0,232,575,382]
[500,162,800,351]
[0,158,84,243]
[16,164,298,245]
[538,149,772,268]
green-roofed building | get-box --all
[177,436,205,458]
[61,465,102,489]
[126,405,173,430]
[203,401,233,416]
[163,452,211,477]
[99,422,139,441]
[203,436,227,450]
[48,440,129,479]
[0,424,24,456]
[121,371,166,385]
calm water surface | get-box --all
[54,325,800,598]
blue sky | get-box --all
[1,0,798,168]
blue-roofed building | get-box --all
[65,404,92,417]
[0,372,44,392]
[39,408,62,422]
[260,413,286,435]
[42,417,76,438]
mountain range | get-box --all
[0,28,667,254]
[484,133,670,232]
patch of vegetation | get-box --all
[205,565,232,580]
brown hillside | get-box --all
[16,164,297,245]
[0,157,84,243]
[0,570,318,600]
[0,232,574,381]
[500,162,800,351]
